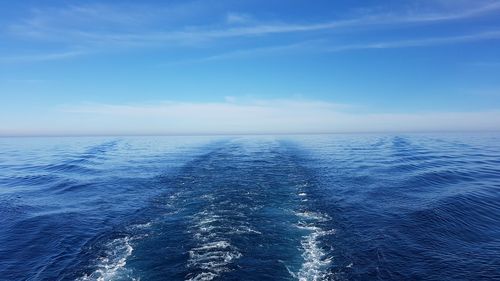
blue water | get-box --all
[1,134,500,281]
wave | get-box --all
[43,140,120,175]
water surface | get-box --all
[1,134,499,280]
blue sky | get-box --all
[1,0,500,135]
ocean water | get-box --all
[0,134,499,281]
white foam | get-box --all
[298,182,310,188]
[127,222,152,230]
[280,260,298,279]
[229,225,262,235]
[187,240,241,281]
[191,240,232,251]
[186,272,217,281]
[295,211,331,222]
[77,236,136,281]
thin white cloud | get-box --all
[46,99,500,135]
[0,50,86,63]
[226,12,253,24]
[468,61,500,67]
[176,30,500,63]
[401,0,500,22]
[327,30,500,51]
[167,40,322,65]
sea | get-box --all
[0,133,499,281]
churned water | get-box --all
[0,134,499,280]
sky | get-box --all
[1,0,500,135]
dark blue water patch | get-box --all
[44,163,99,174]
[0,194,42,230]
[0,212,101,281]
[353,190,500,280]
[396,169,477,190]
[0,176,173,281]
[293,135,500,281]
[48,179,97,194]
[389,137,446,163]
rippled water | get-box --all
[1,134,499,280]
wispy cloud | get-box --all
[0,50,86,63]
[177,30,500,63]
[3,1,500,63]
[3,78,48,83]
[7,2,500,45]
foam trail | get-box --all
[296,210,335,281]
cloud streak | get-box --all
[327,30,500,51]
[178,30,500,63]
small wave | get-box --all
[50,179,94,194]
[42,140,120,176]
[44,163,97,174]
[84,141,120,157]
[1,174,60,188]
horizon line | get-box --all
[1,129,499,138]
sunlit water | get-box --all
[1,134,499,280]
